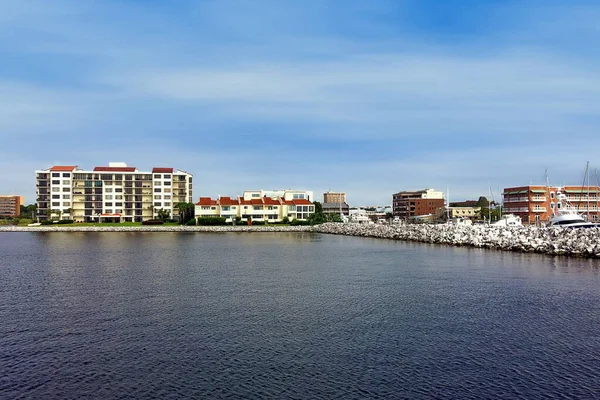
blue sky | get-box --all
[2,0,600,205]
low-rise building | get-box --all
[195,190,315,223]
[35,162,192,222]
[0,195,23,218]
[323,191,346,204]
[503,185,600,224]
[392,188,445,219]
[448,206,481,219]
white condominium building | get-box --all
[35,162,193,222]
[195,189,315,222]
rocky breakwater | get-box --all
[314,223,600,258]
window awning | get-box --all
[564,189,600,193]
[530,189,546,193]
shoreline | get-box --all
[2,223,600,258]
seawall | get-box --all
[313,223,600,258]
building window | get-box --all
[164,175,171,179]
[52,187,60,192]
[154,188,161,193]
[116,202,123,207]
[62,173,71,177]
[252,194,260,198]
[52,173,60,177]
[164,202,171,207]
[105,202,113,206]
[154,181,161,186]
[63,202,70,207]
[154,202,161,207]
[52,180,60,185]
[164,181,171,186]
[52,202,60,206]
[63,180,70,185]
[63,195,70,199]
[52,195,60,199]
[164,195,171,200]
[154,174,161,179]
[105,188,113,193]
[154,195,161,199]
[115,195,123,200]
[115,188,123,193]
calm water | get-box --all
[1,232,600,399]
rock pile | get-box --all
[313,223,600,258]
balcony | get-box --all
[532,207,547,213]
[530,197,546,202]
[504,197,529,203]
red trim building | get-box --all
[502,185,600,224]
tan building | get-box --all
[503,185,600,224]
[323,192,346,204]
[35,162,192,222]
[0,195,23,218]
[448,206,481,219]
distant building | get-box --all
[322,202,350,216]
[0,195,23,218]
[323,191,346,204]
[503,185,600,224]
[195,189,315,222]
[35,162,192,222]
[448,206,481,219]
[392,189,445,219]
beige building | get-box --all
[35,162,192,222]
[323,191,346,204]
[195,189,315,223]
[0,195,23,218]
[448,206,481,219]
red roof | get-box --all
[218,197,240,205]
[285,199,313,205]
[50,165,78,171]
[93,166,137,172]
[152,167,174,173]
[263,197,282,205]
[195,197,218,206]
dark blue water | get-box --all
[1,232,600,399]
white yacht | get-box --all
[548,188,597,228]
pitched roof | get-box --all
[152,167,174,173]
[218,197,240,205]
[286,199,313,205]
[50,166,78,171]
[93,166,137,172]
[195,197,218,206]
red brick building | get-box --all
[392,189,445,219]
[0,195,23,218]
[503,185,600,225]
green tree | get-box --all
[156,208,170,221]
[175,202,195,224]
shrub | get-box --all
[252,221,265,226]
[142,219,164,225]
[290,219,310,226]
[41,220,55,225]
[282,216,290,224]
[186,218,197,226]
[57,219,74,224]
[196,217,227,226]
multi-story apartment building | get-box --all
[35,162,192,222]
[323,191,346,204]
[392,188,445,219]
[195,189,315,223]
[503,185,600,225]
[322,191,349,217]
[0,195,23,218]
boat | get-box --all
[548,188,597,228]
[492,214,522,227]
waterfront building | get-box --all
[323,191,346,204]
[195,189,315,223]
[447,206,481,219]
[392,189,445,219]
[503,185,600,225]
[0,195,23,218]
[35,162,192,222]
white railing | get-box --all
[504,197,529,203]
[530,197,546,202]
[532,207,547,212]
